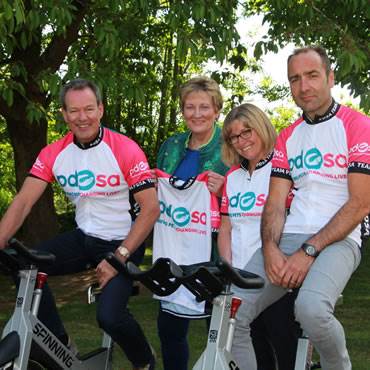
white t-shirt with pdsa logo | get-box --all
[221,155,272,270]
[29,127,154,241]
[153,169,220,315]
[272,104,370,245]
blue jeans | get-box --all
[157,309,191,370]
[36,228,152,367]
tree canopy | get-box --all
[0,0,245,243]
[0,0,368,244]
[244,0,370,110]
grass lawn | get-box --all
[1,248,370,369]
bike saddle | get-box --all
[105,254,182,296]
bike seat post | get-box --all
[225,296,242,352]
[31,272,48,316]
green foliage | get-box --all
[244,0,370,110]
[267,103,298,133]
[257,76,290,103]
[0,120,15,217]
[3,0,366,224]
[0,0,246,222]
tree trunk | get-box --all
[155,38,174,153]
[5,97,59,246]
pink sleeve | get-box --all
[195,171,220,231]
[271,121,301,180]
[29,135,73,182]
[29,149,55,183]
[155,168,171,179]
[339,107,370,174]
[210,193,221,230]
[220,175,229,214]
[105,131,155,191]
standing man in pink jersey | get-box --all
[0,79,159,369]
[230,46,370,370]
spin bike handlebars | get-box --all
[105,255,182,296]
[0,238,55,274]
[105,253,264,302]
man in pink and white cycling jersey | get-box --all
[0,79,159,370]
[231,46,370,370]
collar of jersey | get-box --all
[74,126,103,149]
[240,151,273,172]
[303,100,340,125]
[169,175,196,190]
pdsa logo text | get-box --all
[159,201,206,227]
[229,192,266,211]
[57,170,120,191]
[129,161,149,177]
[289,148,347,170]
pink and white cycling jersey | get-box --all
[221,155,272,269]
[153,169,220,314]
[272,103,370,245]
[30,127,154,241]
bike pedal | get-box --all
[87,282,101,304]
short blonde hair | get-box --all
[222,103,277,166]
[179,76,223,113]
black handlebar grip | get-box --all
[8,238,55,265]
[105,252,128,275]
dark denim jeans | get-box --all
[36,228,152,367]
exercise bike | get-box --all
[106,254,264,370]
[0,239,113,370]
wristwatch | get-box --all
[117,245,130,259]
[301,243,320,258]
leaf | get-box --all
[254,41,264,60]
[3,2,13,21]
[3,88,14,107]
[14,0,25,25]
[20,31,27,49]
[193,1,205,20]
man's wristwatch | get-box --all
[301,243,320,258]
[117,245,130,259]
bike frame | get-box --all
[1,266,113,370]
[193,286,240,370]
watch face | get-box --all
[302,243,319,257]
[118,246,130,258]
[306,245,316,256]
